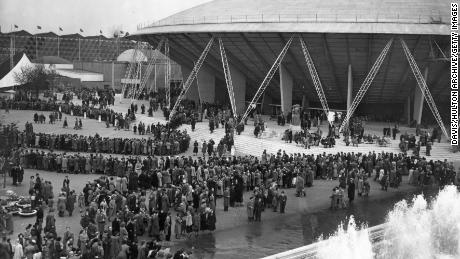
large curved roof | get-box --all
[135,0,450,35]
[131,0,450,106]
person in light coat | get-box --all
[13,240,23,259]
[246,197,254,222]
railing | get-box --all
[262,224,386,259]
[137,12,446,30]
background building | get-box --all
[0,30,182,91]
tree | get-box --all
[14,64,58,97]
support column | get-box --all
[262,93,272,115]
[279,64,293,115]
[197,66,215,103]
[181,66,200,104]
[302,94,309,110]
[229,64,246,115]
[413,67,428,124]
[404,96,411,125]
[111,62,115,91]
[347,64,353,110]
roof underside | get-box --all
[139,32,450,105]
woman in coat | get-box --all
[246,197,254,222]
[57,193,67,217]
[152,212,160,240]
[174,215,182,239]
[162,213,171,241]
[192,212,200,237]
[201,142,207,157]
[13,241,23,259]
[66,191,76,216]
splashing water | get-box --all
[316,216,373,259]
[316,186,460,259]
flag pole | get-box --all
[99,30,101,61]
[57,33,60,57]
[78,38,81,61]
[35,35,38,59]
[10,24,13,70]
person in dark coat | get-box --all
[11,166,18,186]
[200,210,208,231]
[223,187,230,211]
[128,172,138,191]
[254,125,260,138]
[17,165,24,184]
[191,116,196,132]
[348,178,356,205]
[392,126,397,140]
[253,196,263,222]
[193,141,199,156]
[279,191,287,213]
[209,119,214,133]
[207,210,216,231]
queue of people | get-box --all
[1,98,135,131]
[15,122,191,157]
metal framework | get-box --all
[165,39,171,108]
[400,38,449,138]
[239,35,295,124]
[121,41,143,97]
[134,38,165,99]
[170,36,215,118]
[218,38,237,116]
[299,37,331,125]
[339,38,394,132]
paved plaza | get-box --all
[2,103,454,257]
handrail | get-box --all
[263,223,387,259]
[137,12,447,30]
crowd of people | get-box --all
[2,90,459,258]
[0,98,136,131]
[2,135,460,259]
[14,122,191,157]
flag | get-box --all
[37,25,42,29]
[59,27,63,31]
[14,24,18,29]
[100,30,103,34]
[80,28,84,33]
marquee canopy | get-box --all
[0,53,35,89]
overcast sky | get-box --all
[0,0,212,37]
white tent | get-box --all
[0,54,35,89]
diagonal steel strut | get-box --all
[299,36,331,126]
[219,38,237,116]
[170,36,215,118]
[400,38,449,138]
[339,38,394,133]
[239,34,295,125]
